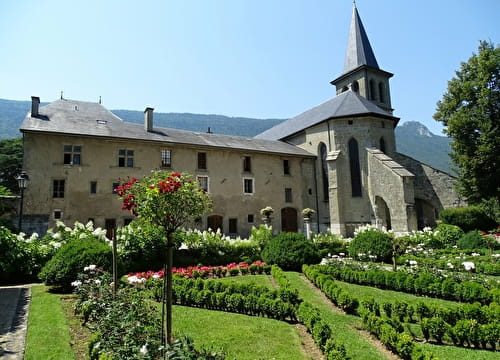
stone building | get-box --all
[19,5,461,237]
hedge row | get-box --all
[296,302,349,359]
[403,255,500,276]
[301,266,358,314]
[164,277,298,321]
[375,298,500,326]
[310,263,498,304]
[420,317,500,350]
[361,311,438,360]
[303,265,438,360]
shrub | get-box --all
[39,237,113,292]
[434,223,464,248]
[439,206,497,232]
[261,232,321,271]
[0,226,60,284]
[349,228,392,263]
[457,230,488,249]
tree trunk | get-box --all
[166,231,174,345]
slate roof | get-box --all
[344,5,379,73]
[254,90,397,141]
[20,98,314,158]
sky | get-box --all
[1,1,498,135]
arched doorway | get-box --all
[281,207,298,233]
[207,215,223,232]
[415,198,437,229]
[375,196,391,231]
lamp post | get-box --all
[16,171,29,232]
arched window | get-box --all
[319,143,329,200]
[348,138,362,197]
[369,79,377,101]
[380,137,386,154]
[378,82,385,103]
[352,80,359,92]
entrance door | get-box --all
[105,218,116,240]
[207,215,223,232]
[281,207,298,233]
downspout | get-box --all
[312,160,320,232]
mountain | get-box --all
[0,98,453,174]
[395,121,453,174]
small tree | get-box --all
[434,41,500,205]
[116,171,211,345]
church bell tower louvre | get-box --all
[331,4,394,114]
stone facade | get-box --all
[18,5,463,238]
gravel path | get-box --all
[0,285,32,359]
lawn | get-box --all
[24,285,75,360]
[173,305,309,360]
[286,272,389,360]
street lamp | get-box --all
[16,171,29,232]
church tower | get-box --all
[331,4,394,113]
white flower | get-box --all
[339,252,345,257]
[84,264,97,272]
[471,252,480,257]
[140,344,148,356]
[94,279,101,285]
[447,262,454,269]
[462,261,475,271]
[71,280,82,287]
[409,260,418,266]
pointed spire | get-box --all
[343,4,379,73]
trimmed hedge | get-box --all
[39,237,113,292]
[308,263,497,304]
[261,232,321,271]
[439,206,497,232]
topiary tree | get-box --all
[116,171,211,345]
[261,232,321,271]
[349,228,393,263]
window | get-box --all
[247,214,254,223]
[243,156,251,172]
[285,188,293,203]
[380,137,386,154]
[349,138,362,197]
[197,176,209,193]
[319,143,329,200]
[283,159,290,175]
[112,182,120,194]
[197,152,207,170]
[90,181,97,194]
[243,178,254,194]
[369,79,377,101]
[63,145,81,165]
[229,218,237,234]
[53,179,65,198]
[379,82,385,103]
[53,210,62,220]
[161,149,172,168]
[118,149,134,167]
[352,80,359,92]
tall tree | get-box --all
[0,137,23,193]
[434,41,500,204]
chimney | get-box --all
[144,107,154,132]
[31,96,40,118]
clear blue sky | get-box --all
[1,0,498,135]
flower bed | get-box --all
[126,260,270,282]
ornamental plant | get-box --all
[116,170,211,345]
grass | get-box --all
[214,274,275,288]
[286,271,389,360]
[334,280,462,309]
[173,305,309,360]
[24,285,76,360]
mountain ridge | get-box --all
[0,98,453,174]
